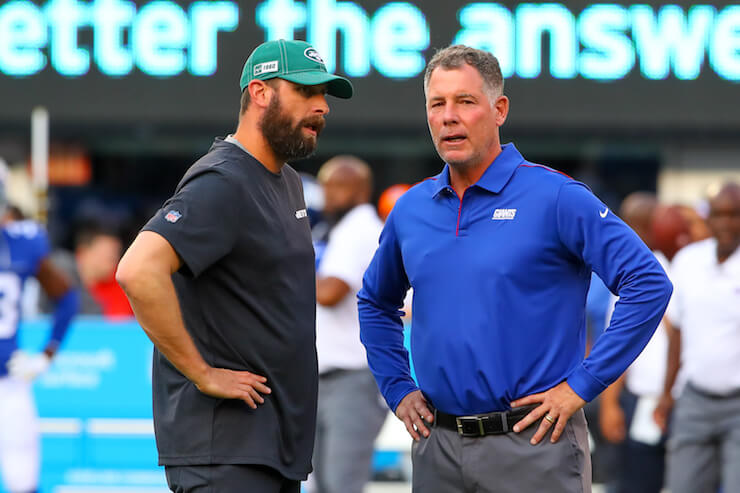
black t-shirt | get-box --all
[143,138,317,480]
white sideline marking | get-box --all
[86,418,154,436]
[40,418,83,435]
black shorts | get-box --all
[165,464,300,493]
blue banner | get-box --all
[1,317,166,492]
[0,317,411,492]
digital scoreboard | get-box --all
[1,1,738,133]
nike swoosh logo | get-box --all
[600,207,609,218]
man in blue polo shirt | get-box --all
[358,45,672,492]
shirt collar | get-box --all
[432,143,524,198]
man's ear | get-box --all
[248,79,274,109]
[494,95,509,127]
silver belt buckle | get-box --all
[455,416,486,436]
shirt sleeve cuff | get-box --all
[567,365,607,403]
[388,383,421,413]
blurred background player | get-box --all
[0,171,80,493]
[310,156,387,493]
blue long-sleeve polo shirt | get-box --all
[358,143,672,415]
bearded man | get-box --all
[116,40,353,493]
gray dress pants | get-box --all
[311,368,388,493]
[412,408,591,493]
[667,383,740,493]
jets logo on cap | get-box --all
[304,48,324,64]
[254,61,279,76]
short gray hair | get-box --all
[423,45,504,102]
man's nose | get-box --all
[314,94,329,115]
[442,103,458,124]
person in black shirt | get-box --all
[116,39,352,493]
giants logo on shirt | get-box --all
[492,208,517,220]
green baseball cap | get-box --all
[240,39,353,99]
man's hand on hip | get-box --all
[510,381,587,445]
[395,390,433,441]
[193,367,271,409]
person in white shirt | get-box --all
[310,156,387,493]
[658,182,740,493]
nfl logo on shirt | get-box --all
[492,208,517,220]
[165,210,182,223]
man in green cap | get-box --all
[117,39,353,493]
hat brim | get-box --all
[278,71,354,99]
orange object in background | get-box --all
[378,184,411,221]
[28,145,92,186]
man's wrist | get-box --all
[186,362,213,388]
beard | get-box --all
[260,93,325,163]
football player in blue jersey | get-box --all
[0,183,79,493]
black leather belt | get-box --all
[432,405,537,437]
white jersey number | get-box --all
[0,272,22,338]
[5,220,41,239]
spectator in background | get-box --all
[659,183,740,493]
[75,226,132,318]
[598,191,677,493]
[44,223,132,318]
[310,156,387,493]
